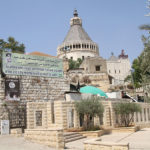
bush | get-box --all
[114,102,141,127]
[85,125,102,131]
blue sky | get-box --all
[0,0,149,63]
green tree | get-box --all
[128,25,150,89]
[75,97,104,130]
[0,37,25,53]
[69,58,83,69]
[114,102,141,127]
[0,36,25,68]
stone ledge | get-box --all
[79,129,111,138]
[112,126,140,133]
[84,138,129,150]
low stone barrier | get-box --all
[84,138,129,150]
[10,128,23,137]
[24,128,64,149]
[80,129,111,138]
[112,126,140,133]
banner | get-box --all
[5,78,20,101]
[2,52,63,78]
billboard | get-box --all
[2,52,63,78]
[5,78,20,101]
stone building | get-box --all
[0,52,70,134]
[107,50,131,85]
[57,10,111,92]
[57,9,99,60]
[67,57,110,92]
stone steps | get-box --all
[64,132,86,143]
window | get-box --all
[71,57,73,60]
[95,65,100,71]
[99,115,103,125]
[35,111,42,126]
[136,112,138,122]
[82,56,84,60]
[115,70,116,74]
[119,70,120,73]
[51,102,55,123]
[109,70,111,73]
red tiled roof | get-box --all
[28,51,56,58]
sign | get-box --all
[5,78,20,101]
[1,120,9,135]
[2,52,63,78]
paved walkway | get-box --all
[66,128,150,150]
[0,128,150,150]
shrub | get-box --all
[114,102,141,127]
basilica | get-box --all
[57,9,131,92]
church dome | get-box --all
[57,10,99,61]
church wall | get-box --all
[58,50,98,61]
[80,57,107,73]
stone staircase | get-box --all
[64,132,86,143]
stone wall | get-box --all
[84,138,129,150]
[111,101,150,128]
[0,73,69,132]
[24,129,64,149]
[53,100,150,129]
[0,75,69,102]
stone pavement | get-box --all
[0,128,150,150]
[65,128,150,150]
[0,135,55,150]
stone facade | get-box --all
[67,57,110,92]
[107,50,131,85]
